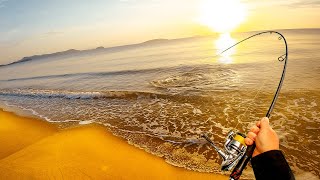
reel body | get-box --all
[202,130,247,171]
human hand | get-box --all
[244,117,279,157]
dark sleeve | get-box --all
[251,150,295,180]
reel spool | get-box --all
[202,131,247,171]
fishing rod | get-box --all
[202,31,288,180]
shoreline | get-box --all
[0,108,227,179]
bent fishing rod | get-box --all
[202,31,288,180]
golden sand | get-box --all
[0,109,227,180]
[0,110,57,159]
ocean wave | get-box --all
[0,68,165,82]
[0,64,229,83]
[152,69,237,87]
[0,89,161,100]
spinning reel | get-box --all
[202,131,247,171]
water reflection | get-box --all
[215,33,236,64]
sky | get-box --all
[0,0,320,63]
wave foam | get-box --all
[0,89,160,100]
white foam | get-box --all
[79,120,94,125]
[295,172,319,180]
[192,108,202,115]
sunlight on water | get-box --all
[215,33,236,64]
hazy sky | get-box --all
[0,0,319,63]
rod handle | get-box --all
[229,143,256,180]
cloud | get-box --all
[41,31,64,37]
[289,0,320,7]
[244,0,320,8]
[0,0,8,8]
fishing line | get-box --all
[234,77,268,130]
[212,31,288,120]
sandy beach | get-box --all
[0,109,227,180]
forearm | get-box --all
[251,150,295,180]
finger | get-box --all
[245,137,253,145]
[260,117,270,129]
[247,132,257,141]
[256,120,261,128]
[250,125,260,134]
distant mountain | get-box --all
[95,46,104,50]
[0,39,177,67]
[142,39,169,44]
[0,49,81,67]
[1,28,318,67]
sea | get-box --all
[0,29,319,179]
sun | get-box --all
[215,33,236,64]
[198,0,247,33]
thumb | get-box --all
[260,117,270,129]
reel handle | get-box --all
[229,143,256,180]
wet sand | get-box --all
[0,109,227,180]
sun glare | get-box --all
[198,0,247,33]
[215,33,236,64]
